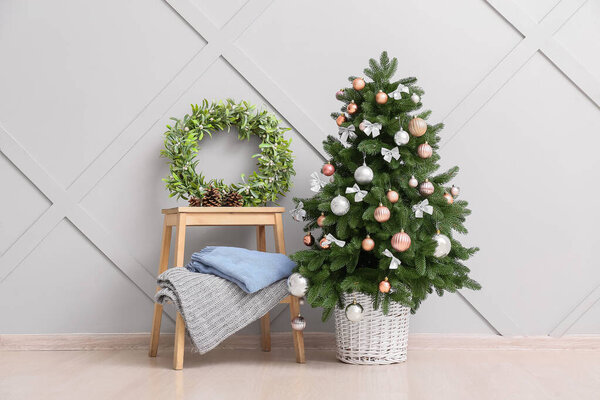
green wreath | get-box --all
[161,99,295,206]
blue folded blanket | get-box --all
[185,246,296,293]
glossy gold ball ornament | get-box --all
[443,192,454,204]
[336,114,346,126]
[319,237,330,249]
[387,189,399,203]
[408,175,418,188]
[322,162,335,176]
[303,232,315,246]
[375,90,388,104]
[374,203,391,223]
[352,77,366,90]
[408,117,427,137]
[379,277,391,293]
[417,142,433,159]
[317,213,326,227]
[419,179,434,196]
[347,101,358,115]
[450,185,460,197]
[362,234,375,251]
[391,229,411,252]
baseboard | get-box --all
[1,332,599,351]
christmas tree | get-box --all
[290,52,480,321]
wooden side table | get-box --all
[148,207,305,370]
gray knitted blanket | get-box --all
[155,268,288,354]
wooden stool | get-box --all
[148,207,305,370]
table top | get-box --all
[162,207,286,214]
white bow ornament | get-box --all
[388,84,410,100]
[345,184,368,202]
[289,202,306,222]
[381,146,400,163]
[412,199,434,218]
[361,120,382,138]
[310,172,328,193]
[383,249,401,269]
[322,234,346,248]
[338,125,357,147]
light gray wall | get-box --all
[1,0,599,337]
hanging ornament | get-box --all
[387,189,399,203]
[375,90,388,104]
[319,237,330,249]
[345,184,367,202]
[336,114,346,126]
[352,77,366,90]
[433,231,451,258]
[388,84,409,100]
[362,234,375,251]
[408,175,419,188]
[290,202,306,222]
[450,185,460,197]
[354,162,374,185]
[303,232,315,246]
[360,120,382,137]
[417,142,433,159]
[310,172,327,193]
[391,230,411,252]
[345,300,364,322]
[347,101,358,115]
[374,203,391,223]
[419,179,434,196]
[411,93,421,103]
[444,192,454,204]
[394,129,410,146]
[287,273,309,297]
[381,146,400,163]
[338,125,357,147]
[336,89,345,100]
[383,249,401,269]
[408,117,427,137]
[330,195,350,216]
[322,233,346,248]
[291,314,306,331]
[379,277,391,293]
[317,213,326,227]
[412,199,433,218]
[322,162,335,176]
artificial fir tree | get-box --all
[290,52,480,321]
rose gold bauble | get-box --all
[374,203,391,223]
[336,114,346,126]
[319,237,330,249]
[386,189,399,203]
[322,163,335,176]
[408,175,418,188]
[391,230,411,252]
[379,277,391,293]
[317,213,326,227]
[450,185,460,197]
[361,235,375,251]
[375,90,388,104]
[352,77,366,90]
[419,179,434,196]
[417,142,433,159]
[408,117,427,137]
[347,101,358,115]
[303,232,315,246]
[443,192,454,204]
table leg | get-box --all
[149,217,172,357]
[256,225,271,352]
[173,214,187,370]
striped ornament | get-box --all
[408,117,427,137]
[417,142,433,159]
[374,203,391,222]
[391,230,411,252]
[419,179,434,196]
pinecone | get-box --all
[188,196,202,207]
[223,191,244,207]
[202,186,222,207]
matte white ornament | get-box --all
[408,175,418,188]
[411,93,420,103]
[331,195,350,216]
[394,129,410,145]
[287,273,309,297]
[354,162,374,184]
[345,301,364,322]
[433,233,451,258]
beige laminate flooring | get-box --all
[1,348,599,400]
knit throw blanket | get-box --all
[155,267,288,354]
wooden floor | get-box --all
[1,347,599,400]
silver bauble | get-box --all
[354,163,374,185]
[345,302,364,322]
[287,272,308,297]
[331,195,350,216]
[408,175,418,188]
[291,315,306,331]
[411,93,420,103]
[450,185,460,197]
[433,233,451,258]
[394,129,410,146]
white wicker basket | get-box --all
[334,292,410,365]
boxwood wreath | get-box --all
[161,99,295,206]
